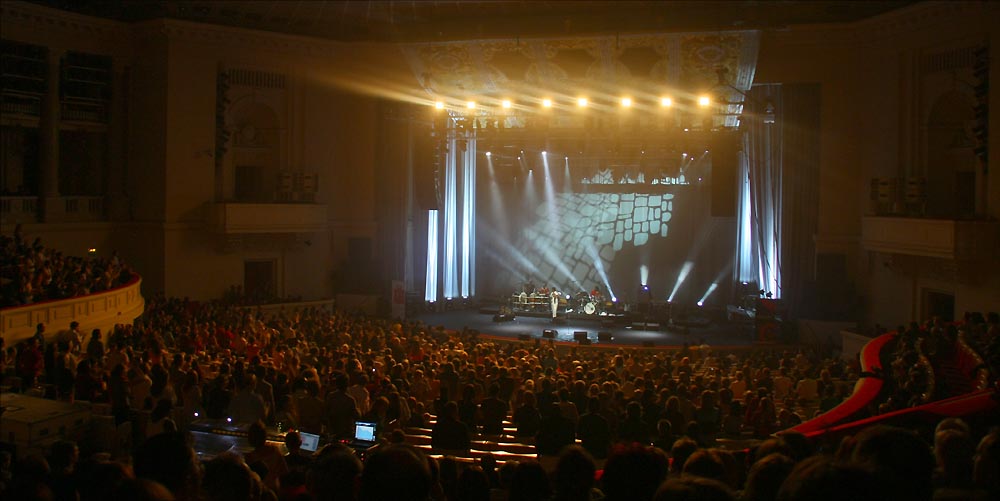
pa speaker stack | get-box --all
[573,331,588,342]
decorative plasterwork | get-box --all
[1,1,129,42]
[401,31,760,103]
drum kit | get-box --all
[573,290,607,316]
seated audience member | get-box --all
[201,454,262,501]
[508,461,551,501]
[776,456,882,501]
[850,425,935,501]
[933,429,976,491]
[243,421,288,491]
[601,444,668,501]
[432,401,472,451]
[683,449,727,483]
[512,390,541,439]
[552,446,597,501]
[653,475,736,501]
[113,478,175,501]
[974,430,1000,499]
[742,453,795,501]
[133,432,203,501]
[307,443,362,501]
[455,466,490,501]
[577,397,612,459]
[282,431,312,470]
[359,445,432,501]
[536,401,576,456]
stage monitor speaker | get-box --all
[711,132,739,217]
[518,333,533,341]
[642,341,655,348]
[542,329,557,339]
[493,314,514,323]
[578,338,592,345]
[573,331,588,341]
[631,322,660,331]
[598,332,614,342]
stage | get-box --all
[410,306,757,349]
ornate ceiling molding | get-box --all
[401,30,761,102]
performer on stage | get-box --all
[550,288,560,319]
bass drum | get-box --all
[583,302,597,315]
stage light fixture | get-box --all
[621,97,632,108]
[697,95,711,107]
[466,101,476,109]
[542,98,553,108]
[542,151,547,156]
[485,151,491,157]
[577,97,588,107]
[660,97,673,107]
[501,99,512,109]
[435,101,445,110]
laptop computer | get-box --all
[298,431,321,453]
[351,421,377,450]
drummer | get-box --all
[590,285,603,300]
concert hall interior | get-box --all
[2,1,1000,500]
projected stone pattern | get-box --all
[498,192,674,295]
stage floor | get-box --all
[410,309,757,349]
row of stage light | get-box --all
[434,94,717,112]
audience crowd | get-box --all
[0,230,133,307]
[0,236,996,501]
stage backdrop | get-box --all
[477,167,736,306]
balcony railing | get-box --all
[63,196,104,221]
[861,216,1000,260]
[1,274,145,344]
[1,196,39,224]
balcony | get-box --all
[1,196,39,224]
[1,275,144,344]
[861,216,1000,260]
[208,202,328,234]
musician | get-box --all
[524,277,537,294]
[590,286,602,300]
[550,288,561,319]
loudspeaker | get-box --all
[518,333,533,341]
[542,329,557,339]
[414,130,439,210]
[578,338,592,345]
[711,132,739,217]
[598,332,613,342]
[573,331,588,341]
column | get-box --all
[39,48,64,222]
